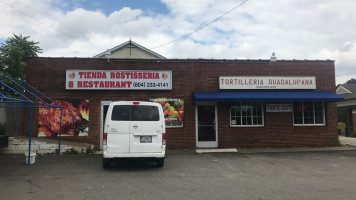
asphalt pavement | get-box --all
[1,150,356,200]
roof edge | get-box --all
[93,40,166,59]
[33,57,335,63]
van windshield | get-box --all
[111,105,159,121]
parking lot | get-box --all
[1,150,356,200]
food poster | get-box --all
[149,98,184,126]
[38,100,89,137]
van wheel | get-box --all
[103,158,110,168]
[156,158,164,167]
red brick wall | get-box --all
[26,58,338,149]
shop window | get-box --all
[230,102,264,127]
[293,102,325,126]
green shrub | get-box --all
[86,145,95,154]
[64,148,79,154]
[338,122,346,129]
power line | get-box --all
[2,0,250,52]
[11,0,114,47]
[0,0,114,49]
[0,0,79,40]
[150,0,249,50]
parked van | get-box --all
[103,101,166,168]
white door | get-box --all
[129,102,163,153]
[105,102,131,153]
[101,101,112,149]
[196,103,218,148]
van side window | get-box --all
[111,105,130,121]
[131,106,159,121]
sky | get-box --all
[0,0,355,85]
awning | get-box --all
[192,91,344,102]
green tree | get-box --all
[0,34,42,81]
[346,78,356,84]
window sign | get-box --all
[266,104,292,112]
[38,99,89,137]
[149,98,184,128]
[66,70,172,90]
[298,105,307,111]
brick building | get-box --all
[337,84,356,135]
[26,57,343,149]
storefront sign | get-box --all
[266,104,292,112]
[66,70,172,90]
[219,76,316,89]
[148,98,184,128]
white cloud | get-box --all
[1,0,356,84]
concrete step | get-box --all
[196,148,238,153]
[0,137,94,154]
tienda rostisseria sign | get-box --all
[66,70,172,90]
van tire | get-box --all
[103,158,110,168]
[156,158,164,167]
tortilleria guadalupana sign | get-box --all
[219,76,316,89]
[66,70,172,90]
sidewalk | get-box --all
[194,146,352,154]
[339,136,356,147]
[3,136,355,155]
[236,146,352,154]
[180,136,356,154]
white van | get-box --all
[103,101,166,168]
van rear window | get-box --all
[111,105,130,121]
[111,105,159,121]
[131,105,159,121]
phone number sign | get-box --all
[66,70,172,90]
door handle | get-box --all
[133,125,138,129]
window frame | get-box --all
[230,101,264,127]
[292,101,326,126]
[165,121,184,128]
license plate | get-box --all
[140,136,152,143]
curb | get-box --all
[61,146,356,155]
